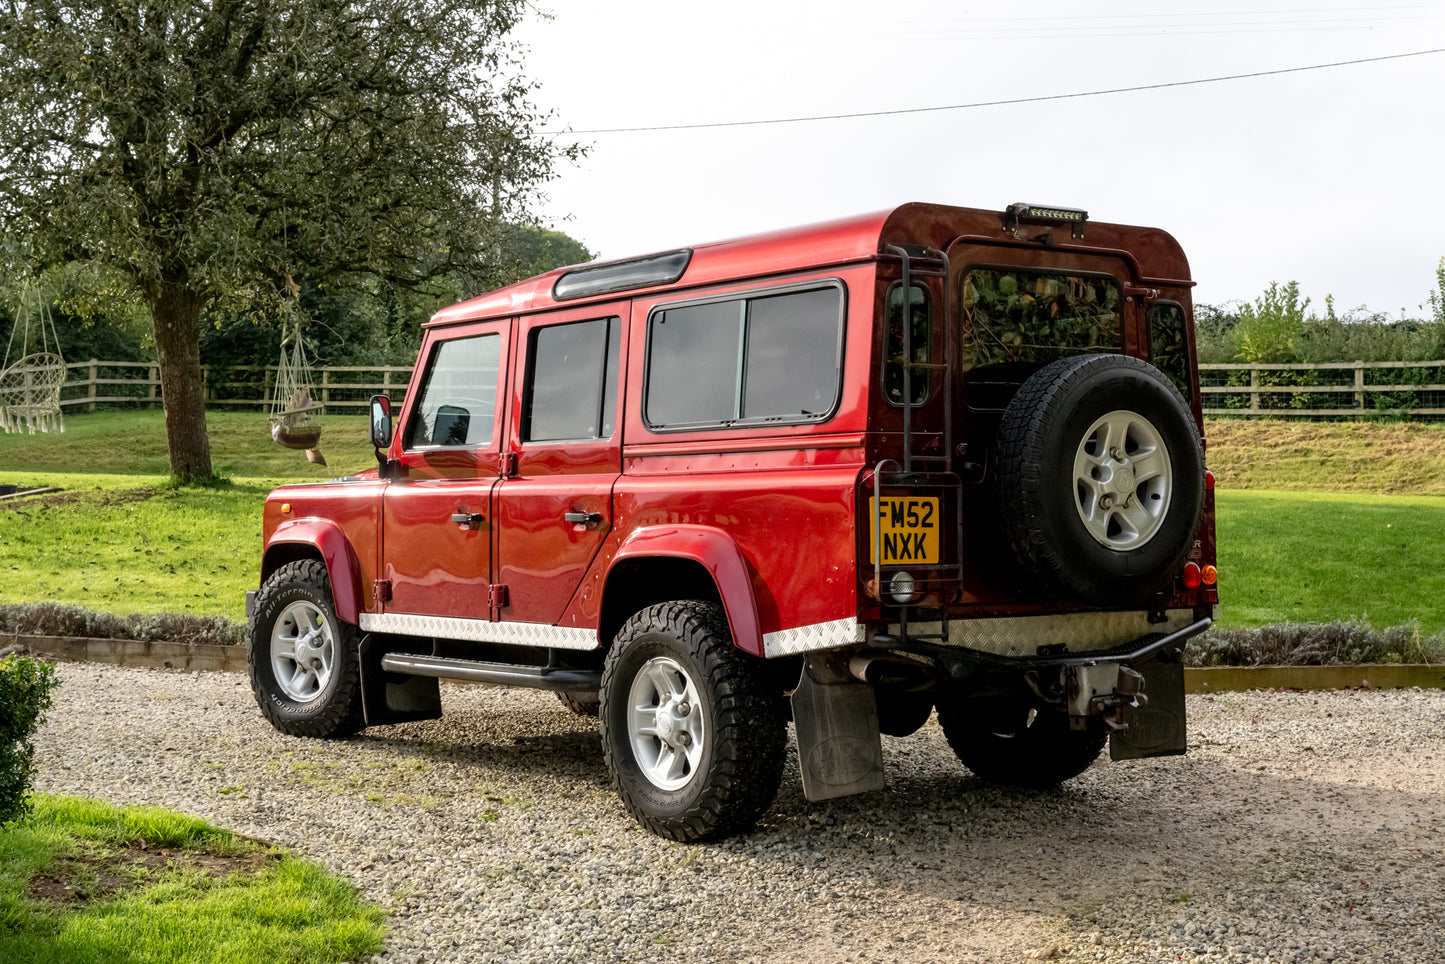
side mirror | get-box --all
[369,394,393,449]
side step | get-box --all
[379,653,602,692]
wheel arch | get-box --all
[600,525,764,657]
[262,519,365,625]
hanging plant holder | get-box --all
[1,287,67,435]
[268,319,325,461]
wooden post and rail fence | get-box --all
[50,358,1445,418]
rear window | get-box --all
[960,267,1122,371]
[644,283,844,431]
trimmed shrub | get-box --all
[0,602,244,647]
[0,654,60,826]
[1189,620,1445,667]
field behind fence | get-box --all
[57,360,414,413]
[53,358,1445,418]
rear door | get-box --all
[493,306,626,626]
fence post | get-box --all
[321,369,331,414]
[87,359,98,413]
[1353,361,1365,410]
[382,368,392,399]
[147,364,159,406]
[1249,367,1260,412]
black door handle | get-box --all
[564,511,604,526]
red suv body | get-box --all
[247,201,1217,840]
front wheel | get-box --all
[248,559,365,738]
[601,601,785,842]
[937,695,1106,788]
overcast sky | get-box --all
[512,1,1445,316]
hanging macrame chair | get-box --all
[268,318,325,462]
[0,286,67,435]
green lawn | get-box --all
[0,795,384,964]
[1216,490,1445,633]
[5,410,1445,632]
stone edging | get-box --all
[3,634,249,673]
[5,634,1445,692]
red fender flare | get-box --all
[263,519,366,626]
[610,525,764,657]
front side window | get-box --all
[525,317,621,442]
[404,334,501,449]
[960,267,1122,371]
[645,284,844,430]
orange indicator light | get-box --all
[1202,564,1218,586]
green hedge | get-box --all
[0,654,60,826]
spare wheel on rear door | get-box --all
[993,353,1204,607]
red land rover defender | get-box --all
[247,201,1218,841]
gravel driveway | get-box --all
[32,663,1445,963]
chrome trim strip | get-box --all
[358,612,598,651]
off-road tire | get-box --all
[937,695,1107,788]
[556,690,601,718]
[601,601,786,842]
[994,353,1204,606]
[248,559,365,738]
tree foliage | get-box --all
[0,0,578,480]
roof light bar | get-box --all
[1004,202,1089,239]
[553,249,692,301]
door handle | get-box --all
[564,511,604,526]
[451,512,485,527]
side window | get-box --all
[645,284,844,430]
[404,333,501,449]
[525,317,621,442]
[885,283,930,405]
[1148,302,1192,400]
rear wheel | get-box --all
[937,694,1106,788]
[601,601,785,842]
[248,559,364,738]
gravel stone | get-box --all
[31,665,1445,963]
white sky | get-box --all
[512,1,1445,316]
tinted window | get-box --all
[646,300,744,426]
[1148,302,1192,400]
[744,288,841,418]
[885,283,929,405]
[645,285,844,430]
[960,267,1122,370]
[525,318,620,442]
[404,334,501,449]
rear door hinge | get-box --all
[488,584,509,609]
[372,579,393,606]
[498,452,518,478]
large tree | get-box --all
[0,0,577,481]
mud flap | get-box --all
[1110,644,1187,760]
[359,634,443,726]
[791,663,886,801]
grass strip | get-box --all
[0,794,384,964]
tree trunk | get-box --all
[149,283,214,483]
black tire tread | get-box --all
[601,601,786,842]
[247,559,365,739]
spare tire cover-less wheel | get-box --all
[993,354,1204,606]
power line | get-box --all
[548,47,1445,136]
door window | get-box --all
[404,333,502,449]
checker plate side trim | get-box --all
[358,613,598,651]
[762,617,865,658]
